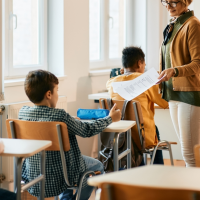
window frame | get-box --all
[3,0,47,79]
[89,0,125,70]
[89,0,148,71]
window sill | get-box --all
[89,69,111,77]
[4,75,67,88]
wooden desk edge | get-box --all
[1,141,52,158]
[87,179,200,192]
[103,121,136,133]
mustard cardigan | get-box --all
[159,15,200,91]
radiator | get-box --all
[0,96,67,184]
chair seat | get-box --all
[158,141,177,147]
[146,141,177,149]
[143,141,177,153]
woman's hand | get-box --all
[157,68,175,84]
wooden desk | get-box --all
[101,120,136,171]
[103,120,135,133]
[88,92,110,101]
[88,165,200,192]
[1,138,52,157]
[0,139,52,200]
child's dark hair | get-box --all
[122,46,145,68]
[25,70,59,103]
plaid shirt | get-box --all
[19,106,112,198]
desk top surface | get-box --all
[88,92,110,100]
[103,120,136,132]
[0,138,52,157]
[88,165,200,191]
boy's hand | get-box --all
[120,68,124,75]
[72,116,80,120]
[109,104,121,122]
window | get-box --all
[89,0,126,69]
[89,0,147,70]
[3,0,47,78]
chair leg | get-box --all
[143,153,147,165]
[157,140,174,166]
[150,147,158,165]
[95,188,102,200]
[13,157,17,193]
[76,171,96,200]
[16,157,23,200]
[40,150,46,200]
[166,143,174,166]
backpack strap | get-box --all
[107,98,129,120]
[121,100,129,120]
[106,98,112,110]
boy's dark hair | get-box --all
[122,46,145,68]
[25,70,59,103]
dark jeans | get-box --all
[0,188,16,200]
[140,125,164,165]
[59,155,104,200]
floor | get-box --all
[22,159,185,200]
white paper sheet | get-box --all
[112,68,161,101]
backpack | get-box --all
[98,99,144,172]
[110,68,121,78]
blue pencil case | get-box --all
[77,109,109,120]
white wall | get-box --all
[192,0,200,20]
[146,0,168,71]
[48,0,64,76]
[0,0,4,101]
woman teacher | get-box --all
[158,0,200,167]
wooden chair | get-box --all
[100,98,177,165]
[194,144,200,167]
[6,119,96,200]
[95,182,200,200]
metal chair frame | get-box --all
[100,100,132,171]
[100,99,174,166]
[132,102,174,165]
[8,121,96,200]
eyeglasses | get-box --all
[161,1,180,8]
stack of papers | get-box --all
[111,68,161,101]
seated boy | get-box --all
[106,46,168,165]
[19,70,121,200]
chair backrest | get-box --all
[99,98,144,150]
[6,119,70,151]
[194,144,200,167]
[98,182,200,200]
